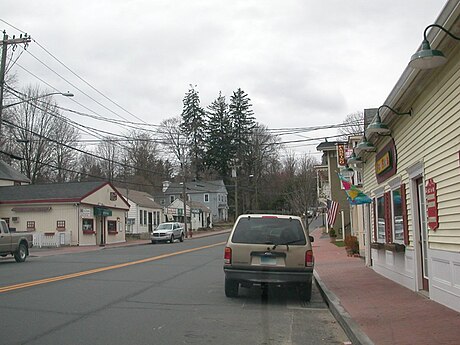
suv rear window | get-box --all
[231,217,306,245]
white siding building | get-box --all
[355,0,460,313]
[116,188,164,234]
[0,181,129,246]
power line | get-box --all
[2,117,171,178]
[32,39,149,124]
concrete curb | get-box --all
[314,270,374,345]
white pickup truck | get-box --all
[0,219,33,262]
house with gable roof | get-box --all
[0,160,31,186]
[0,181,129,246]
[166,198,212,230]
[156,179,228,223]
[116,188,164,234]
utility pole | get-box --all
[181,161,189,238]
[0,31,31,137]
[231,160,241,220]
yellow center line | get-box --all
[0,241,226,294]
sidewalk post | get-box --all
[341,210,345,241]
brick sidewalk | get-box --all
[312,228,460,345]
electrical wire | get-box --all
[2,118,171,178]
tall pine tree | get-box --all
[229,88,256,163]
[205,92,234,177]
[180,85,206,179]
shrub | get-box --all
[344,235,359,253]
[329,229,337,237]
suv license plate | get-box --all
[260,256,277,265]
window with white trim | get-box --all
[392,188,404,243]
[204,194,209,202]
[376,196,386,243]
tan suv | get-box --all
[223,214,314,301]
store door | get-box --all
[96,216,106,246]
[416,177,429,291]
[148,212,153,232]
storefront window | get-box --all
[377,196,386,242]
[82,218,94,233]
[392,189,403,242]
[108,220,117,233]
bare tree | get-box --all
[49,117,80,182]
[97,136,119,182]
[285,154,318,218]
[243,124,280,211]
[158,116,189,176]
[338,111,364,140]
[7,86,60,183]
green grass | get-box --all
[333,241,345,247]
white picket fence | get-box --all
[33,232,72,248]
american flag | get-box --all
[327,199,339,226]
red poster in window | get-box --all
[425,178,439,231]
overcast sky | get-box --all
[2,1,445,157]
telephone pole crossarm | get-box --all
[0,31,32,136]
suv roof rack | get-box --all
[244,210,296,216]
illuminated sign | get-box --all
[337,144,346,166]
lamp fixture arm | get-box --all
[423,24,460,42]
[377,105,412,117]
[2,92,73,110]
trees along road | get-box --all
[0,231,348,345]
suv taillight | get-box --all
[224,247,232,264]
[305,250,314,267]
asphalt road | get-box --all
[0,231,348,345]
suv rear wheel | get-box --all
[298,283,312,302]
[224,279,239,297]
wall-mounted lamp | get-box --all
[340,164,355,179]
[355,135,376,154]
[366,105,411,136]
[366,114,391,136]
[409,24,460,70]
[347,152,365,166]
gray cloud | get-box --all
[2,0,444,153]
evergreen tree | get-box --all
[205,92,234,177]
[228,88,256,163]
[180,85,206,179]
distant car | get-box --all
[151,222,185,244]
[223,214,314,301]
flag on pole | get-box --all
[338,173,372,205]
[327,199,339,226]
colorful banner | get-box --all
[338,173,372,205]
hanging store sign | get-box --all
[337,144,346,166]
[94,207,112,217]
[425,178,439,231]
